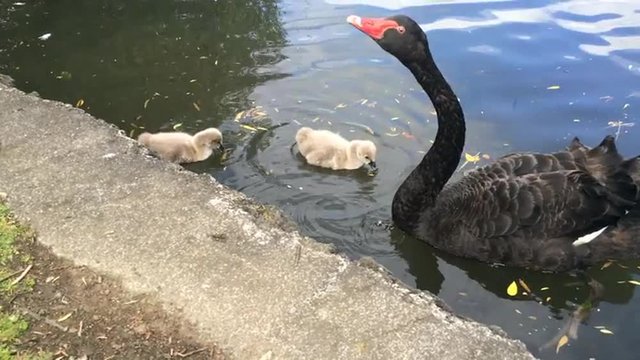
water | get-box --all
[2,0,640,358]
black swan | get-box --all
[348,14,640,271]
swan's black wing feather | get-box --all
[426,165,637,269]
[439,169,630,237]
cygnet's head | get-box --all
[354,140,377,170]
[194,128,224,151]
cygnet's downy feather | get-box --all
[295,127,377,171]
[137,127,223,163]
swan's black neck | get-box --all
[392,47,465,232]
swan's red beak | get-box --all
[347,15,402,40]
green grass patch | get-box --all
[0,203,33,295]
[0,202,49,359]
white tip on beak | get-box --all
[347,15,362,27]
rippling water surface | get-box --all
[2,0,640,358]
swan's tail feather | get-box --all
[577,205,640,266]
[567,137,588,152]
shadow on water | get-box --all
[0,0,288,136]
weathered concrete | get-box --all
[0,81,535,359]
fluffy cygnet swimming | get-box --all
[295,127,377,171]
[137,127,223,163]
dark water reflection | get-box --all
[2,0,640,358]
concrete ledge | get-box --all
[0,81,534,359]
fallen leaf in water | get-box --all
[481,154,491,160]
[172,123,182,130]
[623,103,630,110]
[402,132,415,140]
[360,98,368,105]
[540,287,550,291]
[507,281,518,296]
[556,335,568,353]
[144,99,150,109]
[390,117,399,121]
[628,280,640,286]
[221,149,230,161]
[465,153,481,163]
[601,261,613,270]
[189,79,197,83]
[546,296,551,302]
[599,328,614,335]
[234,111,245,122]
[547,85,561,90]
[75,99,84,107]
[518,279,532,293]
[344,121,374,135]
[56,71,72,80]
[38,33,52,41]
[335,103,347,109]
[241,124,257,132]
[193,102,201,111]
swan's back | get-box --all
[137,131,195,163]
[418,136,639,270]
[295,127,349,156]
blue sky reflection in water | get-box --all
[1,0,640,358]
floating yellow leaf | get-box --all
[144,99,150,109]
[173,123,182,130]
[546,296,551,302]
[234,110,245,122]
[257,126,269,131]
[547,85,561,90]
[517,279,532,293]
[507,281,518,296]
[601,261,613,270]
[465,153,481,163]
[193,102,201,111]
[628,280,640,286]
[540,287,550,291]
[556,335,568,353]
[599,328,614,335]
[240,124,257,132]
[335,103,347,109]
[75,99,84,107]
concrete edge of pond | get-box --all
[0,78,536,360]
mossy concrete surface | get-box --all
[0,81,535,359]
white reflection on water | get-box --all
[327,0,640,57]
[325,0,510,10]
